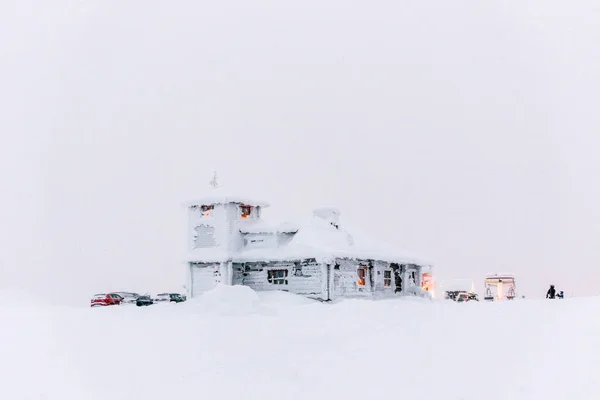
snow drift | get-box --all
[1,286,598,400]
[179,283,279,316]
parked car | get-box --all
[444,290,461,301]
[444,290,478,302]
[112,292,140,305]
[154,293,185,303]
[468,292,479,301]
[90,293,123,307]
[456,291,479,302]
[135,295,153,307]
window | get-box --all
[240,204,253,219]
[194,224,216,248]
[267,269,288,285]
[357,266,367,286]
[384,270,392,287]
[200,205,214,217]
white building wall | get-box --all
[187,204,226,250]
[332,259,372,298]
[189,262,221,297]
[231,260,325,300]
[243,233,277,249]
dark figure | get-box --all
[546,285,556,299]
[557,291,564,299]
[394,271,403,293]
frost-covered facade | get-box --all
[184,185,433,301]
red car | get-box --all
[90,293,123,307]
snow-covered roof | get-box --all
[234,215,432,266]
[239,220,299,234]
[439,279,476,292]
[485,273,516,280]
[184,185,270,208]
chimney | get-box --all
[313,207,341,229]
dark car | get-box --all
[154,293,185,303]
[135,295,153,307]
[444,290,479,302]
[444,290,462,301]
[456,291,479,302]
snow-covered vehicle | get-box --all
[440,279,477,302]
[135,295,153,306]
[456,292,478,302]
[112,292,140,305]
[154,293,185,303]
[90,293,123,307]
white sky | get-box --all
[2,0,599,303]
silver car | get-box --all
[112,292,140,305]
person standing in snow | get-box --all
[546,285,556,299]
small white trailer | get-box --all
[484,273,516,301]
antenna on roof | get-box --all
[209,171,219,188]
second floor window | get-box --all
[240,204,253,218]
[200,205,214,217]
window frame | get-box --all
[199,205,214,217]
[267,269,289,285]
[240,204,253,219]
[383,270,392,287]
[357,265,367,286]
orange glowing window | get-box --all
[240,204,253,219]
[200,205,214,216]
[422,273,433,291]
[357,266,367,286]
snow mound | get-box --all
[255,290,319,308]
[183,284,276,316]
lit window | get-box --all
[357,266,367,286]
[383,270,392,287]
[422,273,433,291]
[267,269,288,285]
[200,205,214,217]
[240,204,253,219]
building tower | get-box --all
[183,175,269,297]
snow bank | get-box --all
[0,305,97,399]
[255,289,319,308]
[2,290,599,400]
[180,284,277,316]
[179,284,317,315]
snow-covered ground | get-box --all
[1,286,598,400]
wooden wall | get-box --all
[232,259,325,300]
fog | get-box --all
[2,0,599,303]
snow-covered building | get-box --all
[183,183,433,301]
